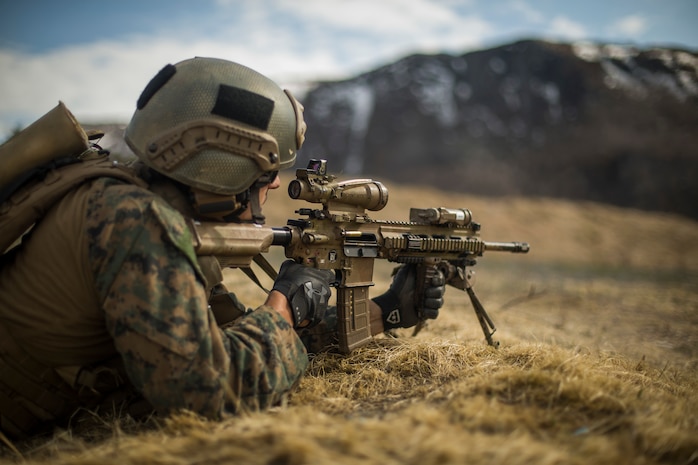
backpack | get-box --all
[0,102,146,254]
[0,103,155,438]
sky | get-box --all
[1,0,697,137]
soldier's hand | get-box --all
[372,264,446,330]
[272,260,334,329]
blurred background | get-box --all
[1,0,697,218]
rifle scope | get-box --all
[288,178,389,211]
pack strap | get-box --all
[0,156,147,253]
[0,156,80,205]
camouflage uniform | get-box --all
[0,176,308,428]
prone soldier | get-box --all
[0,57,445,439]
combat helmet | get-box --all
[125,57,306,223]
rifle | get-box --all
[191,159,529,353]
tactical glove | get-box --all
[372,264,446,330]
[272,260,334,329]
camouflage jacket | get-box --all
[0,176,309,421]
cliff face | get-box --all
[298,39,698,219]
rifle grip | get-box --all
[337,286,372,354]
[411,261,440,336]
[417,260,442,316]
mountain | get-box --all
[297,39,698,219]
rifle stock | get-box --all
[191,159,530,353]
[191,222,291,268]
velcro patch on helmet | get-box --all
[137,64,177,110]
[211,85,274,130]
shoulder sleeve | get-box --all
[85,179,308,417]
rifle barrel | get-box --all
[483,241,530,253]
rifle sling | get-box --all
[240,254,278,294]
[254,253,278,281]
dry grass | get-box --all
[4,341,695,465]
[2,185,697,464]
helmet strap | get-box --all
[245,171,277,225]
[189,171,276,224]
[190,188,246,222]
[247,185,266,225]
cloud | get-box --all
[507,0,545,24]
[0,38,255,127]
[4,0,683,138]
[216,0,491,63]
[608,14,648,38]
[1,0,495,136]
[548,16,588,40]
[0,32,361,135]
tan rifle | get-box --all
[192,159,529,353]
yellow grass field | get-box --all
[2,182,697,464]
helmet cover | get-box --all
[125,57,305,194]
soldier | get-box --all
[0,57,444,438]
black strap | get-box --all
[254,253,278,281]
[0,157,81,205]
[239,254,279,295]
